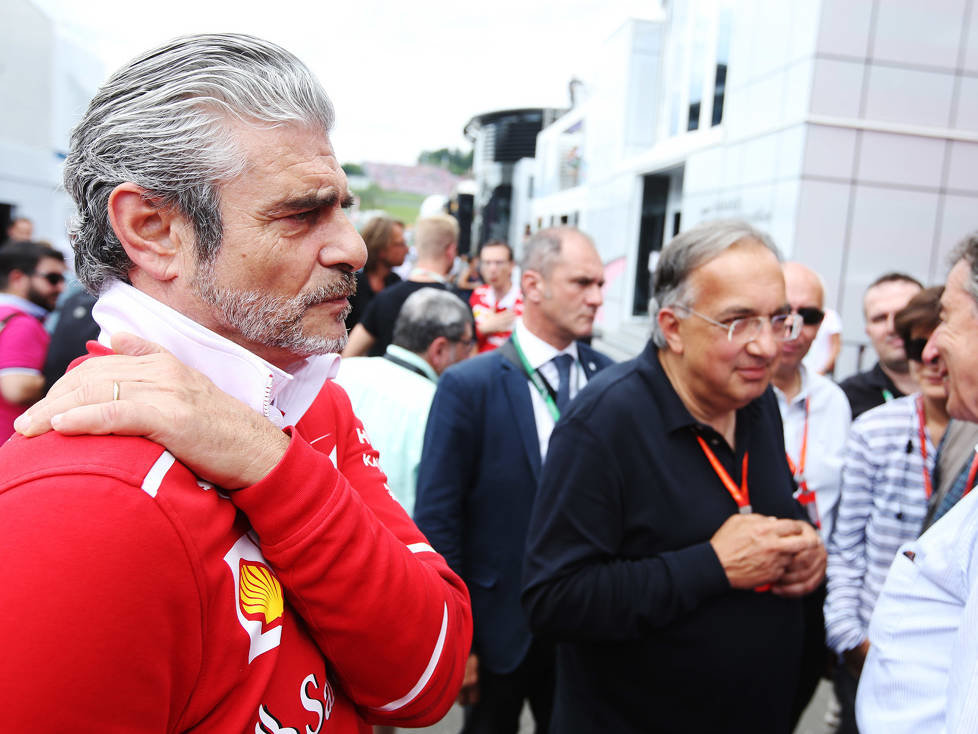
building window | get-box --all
[712,4,732,127]
[633,175,671,316]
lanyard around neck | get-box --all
[511,330,562,421]
[696,435,751,513]
[785,397,821,528]
[916,395,933,500]
[785,397,810,482]
[410,268,447,283]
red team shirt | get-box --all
[469,283,524,353]
[0,346,472,733]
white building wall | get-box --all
[513,0,978,368]
[0,0,102,258]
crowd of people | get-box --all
[2,30,978,734]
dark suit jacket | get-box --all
[414,339,611,674]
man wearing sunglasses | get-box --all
[772,263,851,544]
[771,262,851,725]
[522,220,825,733]
[0,241,65,440]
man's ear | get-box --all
[107,182,192,282]
[5,269,30,296]
[522,269,544,304]
[425,336,451,375]
[658,307,685,354]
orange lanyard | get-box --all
[916,395,933,500]
[785,398,821,529]
[785,397,810,484]
[696,435,751,513]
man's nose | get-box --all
[749,321,780,359]
[318,212,366,272]
[586,282,604,307]
[922,329,941,364]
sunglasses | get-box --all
[33,272,65,286]
[794,306,825,326]
[905,337,930,363]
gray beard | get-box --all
[193,262,355,357]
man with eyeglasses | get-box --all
[0,241,65,440]
[335,287,475,517]
[522,219,825,733]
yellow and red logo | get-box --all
[238,559,284,635]
[224,534,285,663]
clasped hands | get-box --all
[709,512,825,597]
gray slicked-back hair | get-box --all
[64,33,335,293]
[950,231,978,306]
[521,226,594,276]
[392,288,473,354]
[650,219,781,347]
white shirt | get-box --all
[856,488,978,733]
[512,318,584,459]
[93,282,339,428]
[773,365,852,544]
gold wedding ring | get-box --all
[112,381,120,401]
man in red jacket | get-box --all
[2,33,471,733]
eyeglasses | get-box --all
[33,271,65,286]
[905,337,931,363]
[794,306,825,326]
[678,305,803,343]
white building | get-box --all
[514,0,978,372]
[0,0,102,259]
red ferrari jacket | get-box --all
[0,370,471,732]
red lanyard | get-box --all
[785,398,821,529]
[696,435,751,513]
[916,395,933,500]
[697,435,773,592]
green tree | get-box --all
[417,148,473,176]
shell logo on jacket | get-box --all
[224,534,284,662]
[240,559,285,633]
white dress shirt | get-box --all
[857,488,978,733]
[772,365,852,543]
[93,281,339,428]
[773,365,851,544]
[512,318,584,459]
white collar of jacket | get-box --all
[93,281,340,428]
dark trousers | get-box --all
[834,664,860,734]
[791,583,829,728]
[461,638,555,734]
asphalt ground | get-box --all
[397,679,836,733]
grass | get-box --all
[354,186,428,225]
